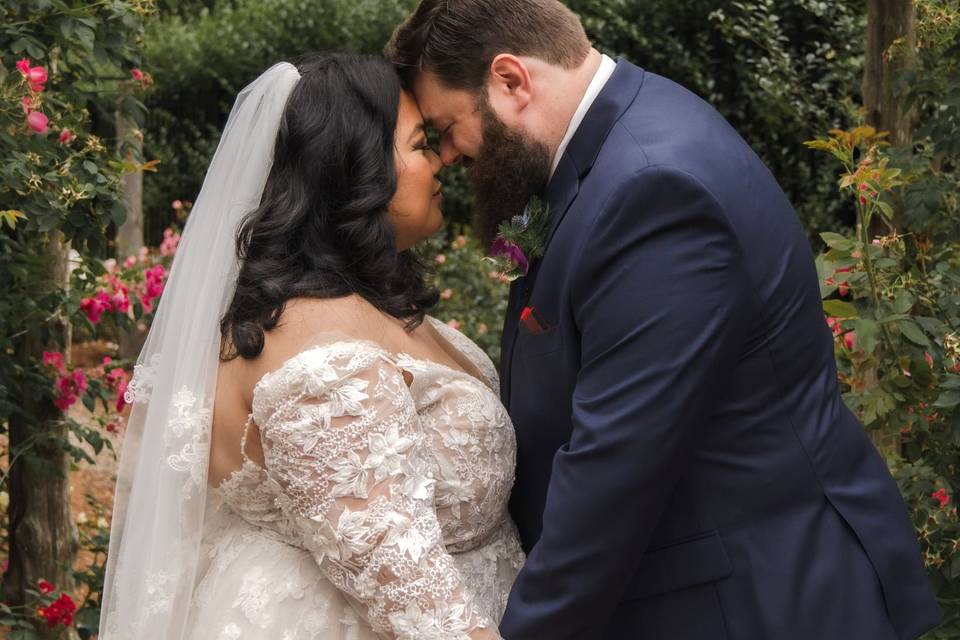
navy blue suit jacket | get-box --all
[498,59,940,640]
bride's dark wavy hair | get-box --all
[220,53,438,360]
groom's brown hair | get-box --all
[385,0,590,92]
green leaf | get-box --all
[850,319,880,354]
[823,299,858,318]
[75,26,96,52]
[899,320,931,347]
[893,291,915,314]
[933,390,960,409]
[820,232,854,252]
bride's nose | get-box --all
[429,148,443,174]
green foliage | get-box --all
[140,0,414,241]
[808,4,960,627]
[0,0,151,633]
[420,228,510,366]
[568,0,864,236]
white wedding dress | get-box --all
[185,317,524,639]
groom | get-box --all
[387,1,941,638]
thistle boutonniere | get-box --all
[486,195,550,282]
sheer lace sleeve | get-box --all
[260,340,500,640]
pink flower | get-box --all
[435,254,447,264]
[53,376,78,412]
[105,367,130,412]
[452,235,467,250]
[20,96,33,114]
[138,264,168,311]
[16,58,31,76]
[80,290,112,324]
[446,319,461,330]
[26,110,48,134]
[838,281,850,297]
[825,316,843,338]
[171,200,182,210]
[111,291,130,314]
[843,330,857,351]
[160,228,180,257]
[131,68,144,81]
[123,255,137,269]
[489,237,529,275]
[71,369,88,394]
[27,66,47,85]
[440,288,453,300]
[43,351,66,373]
[58,129,75,145]
[924,352,934,369]
[115,379,129,412]
[932,488,950,509]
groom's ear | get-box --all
[488,54,533,113]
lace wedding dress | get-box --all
[185,317,524,639]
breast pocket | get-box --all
[518,325,564,360]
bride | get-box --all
[99,54,523,639]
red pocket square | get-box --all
[520,306,549,335]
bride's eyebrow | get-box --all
[407,122,427,144]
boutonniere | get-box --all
[486,195,550,282]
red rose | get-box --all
[932,488,950,509]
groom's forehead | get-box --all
[413,74,474,120]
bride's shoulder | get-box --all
[253,295,395,377]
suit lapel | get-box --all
[500,59,647,410]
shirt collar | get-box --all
[549,53,617,179]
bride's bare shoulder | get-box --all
[263,295,395,359]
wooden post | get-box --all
[4,232,79,639]
[862,0,916,232]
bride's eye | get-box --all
[415,140,437,154]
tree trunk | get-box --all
[862,0,916,232]
[862,0,916,458]
[116,89,146,359]
[115,93,144,259]
[4,232,78,639]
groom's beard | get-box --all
[469,104,552,248]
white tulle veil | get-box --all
[99,62,302,639]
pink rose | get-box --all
[26,110,48,134]
[843,330,857,351]
[16,58,31,75]
[27,66,47,85]
[131,68,144,81]
[171,200,182,210]
[43,351,66,373]
[58,129,75,145]
[435,254,447,264]
[123,255,137,269]
[71,369,88,394]
[446,319,461,330]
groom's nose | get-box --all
[439,137,461,166]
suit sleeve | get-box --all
[500,165,752,638]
